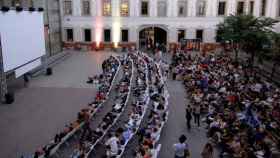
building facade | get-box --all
[0,0,63,56]
[60,0,280,50]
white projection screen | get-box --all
[0,10,46,73]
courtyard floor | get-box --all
[0,51,214,158]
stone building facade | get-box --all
[59,0,280,50]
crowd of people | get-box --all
[30,56,120,158]
[73,56,133,158]
[103,53,150,158]
[133,53,169,158]
[170,51,280,158]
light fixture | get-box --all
[15,6,23,12]
[1,6,10,12]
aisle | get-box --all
[158,79,208,157]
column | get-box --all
[150,0,157,17]
[73,0,81,16]
[254,0,261,17]
[188,0,196,17]
[169,27,177,43]
[96,0,102,16]
[186,28,196,39]
[204,28,216,43]
[0,35,7,103]
[91,0,97,16]
[169,0,177,17]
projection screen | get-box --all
[0,10,46,73]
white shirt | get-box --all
[105,136,119,156]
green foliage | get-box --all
[216,14,279,66]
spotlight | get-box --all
[38,7,44,12]
[15,6,23,12]
[1,6,10,12]
[29,7,35,12]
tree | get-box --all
[216,14,278,67]
[268,33,280,79]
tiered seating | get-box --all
[102,52,150,158]
[133,53,169,158]
[171,52,280,158]
[31,56,120,158]
[82,56,134,158]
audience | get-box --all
[171,51,280,158]
[32,56,120,158]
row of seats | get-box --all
[133,53,169,158]
[103,52,150,158]
[71,55,134,158]
[29,56,120,158]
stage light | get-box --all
[15,6,23,12]
[29,7,35,12]
[1,6,10,12]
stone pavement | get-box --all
[158,79,209,158]
[0,51,117,158]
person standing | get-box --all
[201,143,214,158]
[186,105,192,130]
[173,135,190,158]
[193,105,201,127]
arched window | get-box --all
[157,0,167,17]
[103,0,111,16]
[120,0,129,16]
[196,0,206,16]
[178,0,188,17]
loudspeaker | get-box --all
[1,6,10,12]
[15,6,23,12]
[5,93,14,104]
[38,7,44,12]
[29,7,35,12]
[46,68,53,76]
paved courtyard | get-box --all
[0,51,214,158]
[0,51,116,158]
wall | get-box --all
[59,0,280,50]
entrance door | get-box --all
[139,27,167,50]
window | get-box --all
[120,0,129,16]
[249,1,254,15]
[82,0,90,15]
[121,29,129,42]
[178,30,185,42]
[196,30,203,42]
[63,0,72,15]
[178,0,188,17]
[236,1,245,15]
[84,29,91,42]
[103,0,111,16]
[261,0,266,16]
[158,0,167,17]
[218,1,226,16]
[197,0,206,16]
[141,1,149,16]
[104,29,111,42]
[66,28,73,42]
